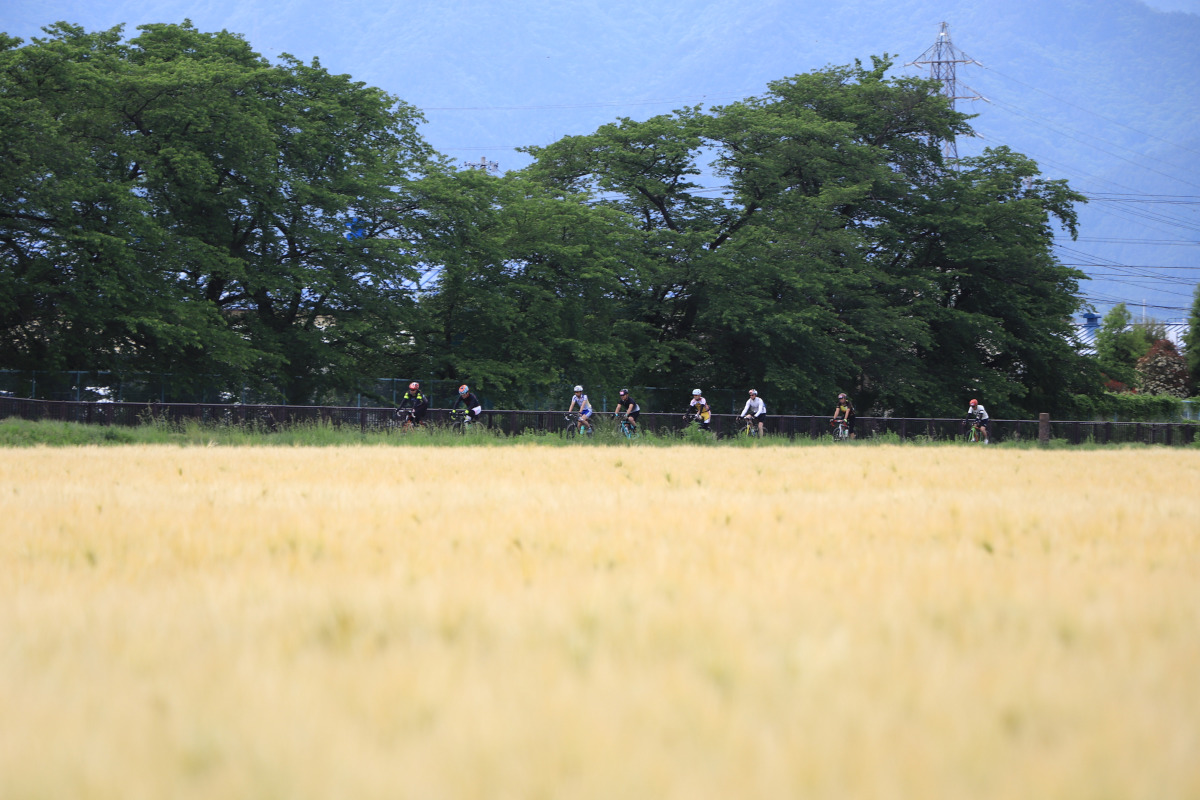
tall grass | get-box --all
[2,446,1198,798]
[3,416,1194,449]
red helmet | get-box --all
[408,382,420,391]
[969,399,978,406]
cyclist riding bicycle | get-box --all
[613,388,640,434]
[397,381,429,426]
[832,392,856,439]
[454,384,482,424]
[739,389,766,436]
[687,389,712,431]
[966,398,990,443]
[567,385,594,432]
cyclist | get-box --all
[454,384,483,425]
[832,392,856,439]
[567,385,594,432]
[966,398,990,443]
[613,388,640,434]
[397,381,429,426]
[687,389,712,431]
[739,389,767,435]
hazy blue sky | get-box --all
[4,0,1198,317]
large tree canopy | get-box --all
[0,21,436,402]
[1,27,1098,415]
[518,58,1093,416]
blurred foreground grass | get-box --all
[1,446,1198,799]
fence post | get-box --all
[1038,413,1050,446]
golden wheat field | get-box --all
[1,444,1198,799]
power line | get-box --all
[981,65,1200,160]
[1076,237,1199,245]
[1063,263,1200,273]
[984,99,1200,192]
[419,91,757,112]
[1081,295,1190,312]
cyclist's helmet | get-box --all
[459,385,469,395]
[409,382,420,391]
[619,389,628,397]
[749,389,758,396]
[838,392,847,400]
[573,385,583,393]
[692,389,702,396]
[969,398,978,407]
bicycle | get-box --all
[393,407,417,432]
[830,418,850,441]
[964,416,984,443]
[449,409,473,433]
[614,414,640,439]
[680,412,713,437]
[739,415,762,438]
[563,412,594,439]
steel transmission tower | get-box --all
[906,22,985,163]
[463,156,499,173]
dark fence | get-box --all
[2,395,1196,445]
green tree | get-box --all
[520,58,1093,416]
[400,168,641,408]
[0,25,226,384]
[1184,284,1199,395]
[1094,303,1150,390]
[0,22,437,402]
[897,147,1096,417]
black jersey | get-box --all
[399,391,428,410]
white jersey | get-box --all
[968,404,989,420]
[571,393,592,412]
[740,397,766,416]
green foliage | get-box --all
[1095,303,1152,388]
[1186,284,1200,395]
[1066,391,1184,422]
[0,22,437,402]
[395,170,640,408]
[1,28,1100,416]
[519,58,1094,417]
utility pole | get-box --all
[906,22,985,164]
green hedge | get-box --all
[1067,392,1198,422]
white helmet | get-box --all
[692,389,702,396]
[749,389,758,396]
[573,385,583,392]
